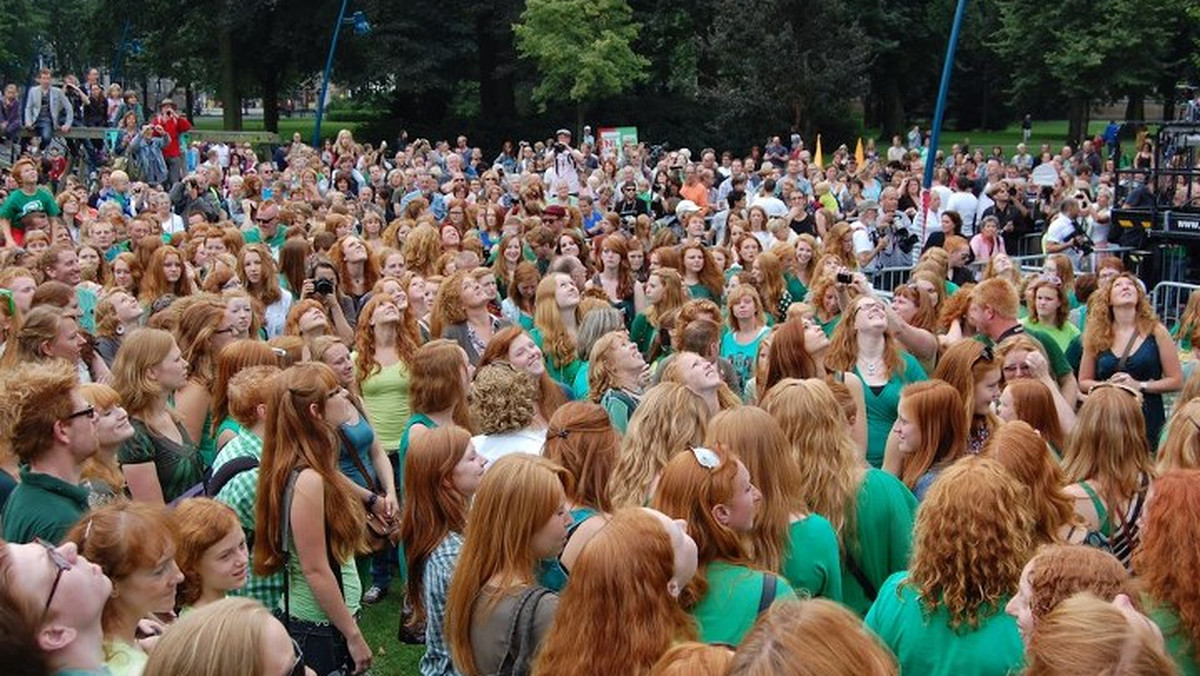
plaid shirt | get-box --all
[420,531,464,676]
[213,431,283,607]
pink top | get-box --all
[970,233,1005,264]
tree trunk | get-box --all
[879,79,905,138]
[1124,93,1145,121]
[1066,98,1087,147]
[219,23,242,130]
[477,11,516,121]
[262,76,280,133]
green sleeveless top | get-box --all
[281,533,362,623]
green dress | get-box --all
[865,572,1023,676]
[784,273,808,305]
[692,561,797,645]
[629,312,656,356]
[842,469,918,616]
[687,283,717,301]
[781,514,843,602]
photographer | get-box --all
[851,200,915,273]
[125,123,169,186]
[615,181,649,223]
[1044,197,1090,270]
[150,98,191,189]
[982,181,1031,253]
[300,257,355,343]
[544,128,583,196]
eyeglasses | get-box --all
[33,537,71,618]
[65,406,96,421]
[287,637,305,676]
[255,217,276,224]
[689,446,720,470]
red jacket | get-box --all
[153,113,192,159]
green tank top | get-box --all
[281,534,362,623]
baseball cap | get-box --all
[544,205,567,218]
[676,200,700,216]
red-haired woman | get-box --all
[400,425,486,675]
[532,508,698,676]
[173,497,248,612]
[995,378,1068,455]
[253,363,373,675]
[652,446,797,645]
[479,326,568,427]
[445,454,572,676]
[891,380,968,501]
[587,233,645,328]
[865,457,1032,676]
[678,242,724,302]
[1079,273,1182,447]
[542,402,619,570]
[630,267,686,358]
[1133,469,1200,676]
[500,260,539,332]
[931,339,1002,454]
[237,243,292,338]
[1022,274,1079,355]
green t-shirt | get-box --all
[782,514,842,602]
[117,419,203,504]
[0,186,60,245]
[819,314,841,337]
[784,273,808,305]
[1,468,90,544]
[865,572,1024,676]
[842,469,918,616]
[1146,595,1200,676]
[242,225,287,255]
[571,360,590,400]
[979,325,1073,381]
[1021,317,1081,356]
[630,312,655,356]
[687,283,717,302]
[855,352,928,468]
[692,561,797,645]
[600,389,639,435]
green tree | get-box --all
[514,0,649,131]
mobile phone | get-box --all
[836,271,853,284]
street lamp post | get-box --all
[312,0,369,148]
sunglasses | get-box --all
[689,446,720,470]
[65,406,96,421]
[33,537,71,618]
[973,345,995,366]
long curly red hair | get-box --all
[1133,469,1200,653]
[907,456,1033,630]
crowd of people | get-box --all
[1,69,1199,676]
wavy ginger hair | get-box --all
[175,297,227,387]
[907,456,1033,630]
[172,498,243,607]
[1023,593,1176,676]
[210,339,278,437]
[410,340,475,431]
[253,363,366,574]
[543,402,617,514]
[479,326,567,422]
[985,421,1076,546]
[400,425,473,629]
[650,446,752,611]
[896,380,968,491]
[446,454,572,676]
[728,599,898,676]
[610,382,708,508]
[353,294,419,384]
[139,245,194,303]
[596,233,636,301]
[236,243,283,306]
[706,407,807,572]
[753,251,788,321]
[645,268,686,328]
[533,273,581,370]
[1023,545,1135,625]
[531,509,697,676]
[404,223,442,277]
[760,378,864,552]
[1133,469,1200,656]
[1083,273,1159,354]
[1062,386,1153,532]
[110,328,180,419]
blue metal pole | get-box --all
[922,0,970,190]
[312,0,350,148]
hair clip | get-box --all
[548,427,569,439]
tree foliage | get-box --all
[514,0,649,111]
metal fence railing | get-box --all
[870,266,912,293]
[1151,281,1199,330]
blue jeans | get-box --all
[35,118,54,148]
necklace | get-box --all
[859,357,884,376]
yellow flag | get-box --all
[855,137,865,166]
[814,134,823,169]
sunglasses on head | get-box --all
[973,345,995,365]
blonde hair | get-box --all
[1022,593,1177,676]
[728,600,898,676]
[647,643,734,676]
[610,383,708,508]
[142,597,277,676]
[110,328,179,418]
[1156,398,1200,473]
[533,273,580,369]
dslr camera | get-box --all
[313,278,335,296]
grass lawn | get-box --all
[359,590,426,674]
[190,116,362,141]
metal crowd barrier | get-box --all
[869,266,912,293]
[1151,281,1199,329]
